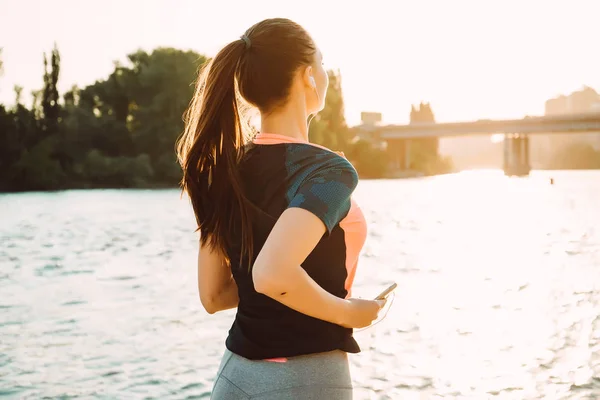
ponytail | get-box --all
[177,18,317,269]
[177,40,254,267]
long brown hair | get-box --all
[176,18,316,267]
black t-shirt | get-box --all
[225,133,367,360]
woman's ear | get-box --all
[302,66,314,88]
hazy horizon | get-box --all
[1,0,599,126]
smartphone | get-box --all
[374,282,397,300]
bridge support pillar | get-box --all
[503,134,531,176]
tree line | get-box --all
[0,45,452,192]
[0,46,206,191]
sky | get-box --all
[1,0,599,126]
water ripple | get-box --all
[1,172,599,399]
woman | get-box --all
[177,18,385,400]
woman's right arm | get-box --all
[252,207,383,329]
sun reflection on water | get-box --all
[351,170,600,398]
[0,171,598,399]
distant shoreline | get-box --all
[3,168,599,194]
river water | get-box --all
[1,170,599,399]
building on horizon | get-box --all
[536,86,600,156]
[545,86,600,116]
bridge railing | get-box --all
[355,112,600,138]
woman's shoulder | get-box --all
[289,146,359,195]
[242,141,358,188]
[286,143,355,172]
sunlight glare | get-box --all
[491,134,505,143]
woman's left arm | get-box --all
[197,242,239,314]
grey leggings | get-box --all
[210,349,353,399]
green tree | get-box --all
[42,44,61,137]
[308,69,392,178]
[0,105,16,190]
[407,102,453,175]
[309,70,350,151]
[347,139,389,178]
[409,102,438,156]
[55,47,205,188]
[72,48,206,185]
[127,48,206,181]
[0,86,64,191]
[12,136,65,190]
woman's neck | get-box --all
[260,99,310,142]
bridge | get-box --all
[355,112,600,176]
